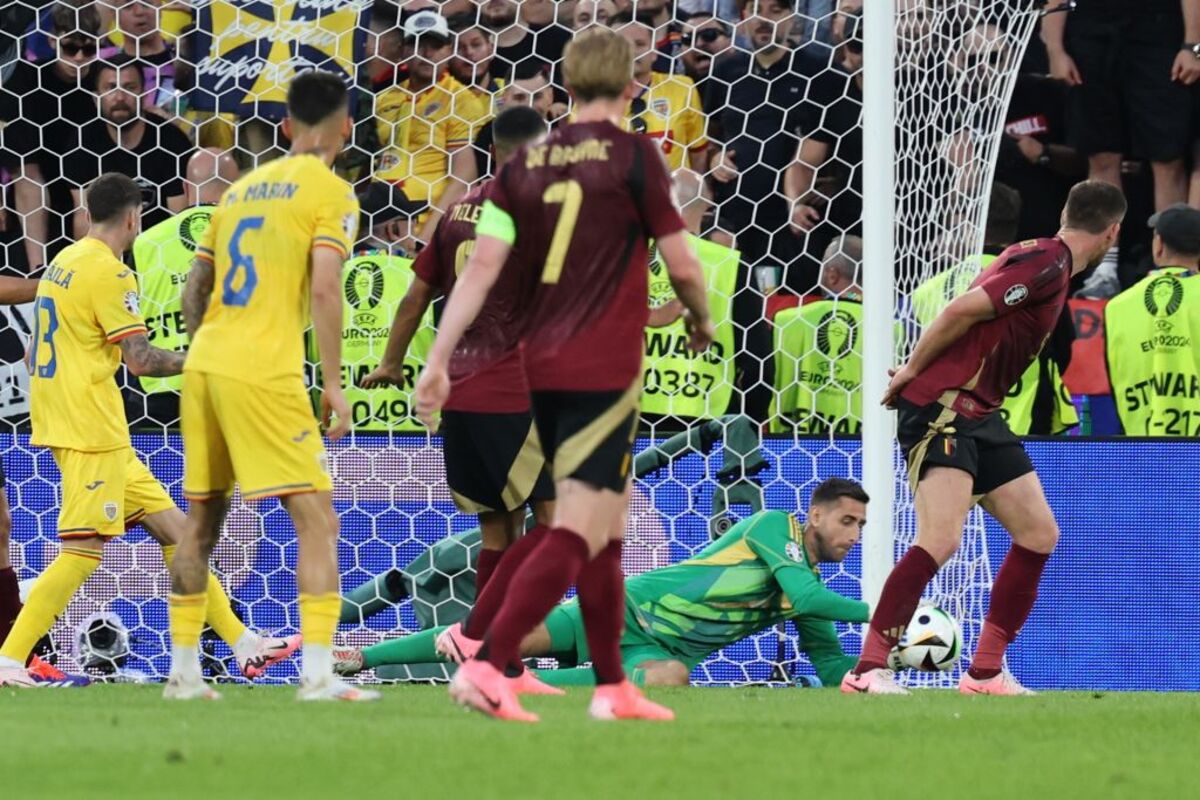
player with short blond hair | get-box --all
[164,71,378,702]
[416,27,714,722]
[0,173,296,688]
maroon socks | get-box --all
[480,528,589,672]
[474,548,504,596]
[463,525,548,641]
[856,546,940,673]
[576,540,625,685]
[968,544,1050,680]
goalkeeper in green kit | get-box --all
[334,478,871,687]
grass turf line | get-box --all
[0,685,1195,799]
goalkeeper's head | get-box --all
[284,70,351,164]
[804,478,869,564]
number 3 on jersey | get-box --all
[541,180,582,284]
[30,296,59,378]
[223,216,264,306]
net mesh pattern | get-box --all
[0,0,1038,686]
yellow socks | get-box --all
[0,546,101,664]
[160,545,249,648]
[299,592,340,647]
[299,592,340,680]
[168,592,208,649]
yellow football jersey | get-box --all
[625,72,708,171]
[29,237,147,452]
[373,73,487,206]
[186,154,359,389]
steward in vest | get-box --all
[130,149,239,426]
[306,182,431,432]
[641,168,738,427]
[909,185,1077,435]
[1105,204,1200,436]
[772,235,863,434]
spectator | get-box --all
[633,0,683,73]
[679,12,732,104]
[449,13,501,109]
[356,181,428,255]
[1104,204,1200,436]
[482,0,571,83]
[784,6,862,294]
[0,2,102,269]
[1041,0,1199,294]
[109,0,178,111]
[995,72,1088,243]
[572,0,618,30]
[818,234,861,299]
[472,61,554,178]
[675,1,741,24]
[62,54,191,238]
[613,15,708,172]
[706,0,814,420]
[373,10,484,245]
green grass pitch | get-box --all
[1,684,1196,799]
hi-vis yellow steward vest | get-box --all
[771,299,862,434]
[641,235,738,419]
[132,205,214,393]
[306,254,436,432]
[912,254,1077,434]
[1105,267,1200,436]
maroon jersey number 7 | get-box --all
[485,120,686,392]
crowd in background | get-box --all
[0,0,1198,436]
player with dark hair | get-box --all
[843,179,1127,696]
[415,27,714,722]
[360,105,559,696]
[335,479,872,689]
[0,174,293,688]
[165,71,378,701]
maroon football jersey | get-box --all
[412,184,529,414]
[486,120,686,391]
[902,237,1073,418]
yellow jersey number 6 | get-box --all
[222,216,264,306]
[540,180,582,284]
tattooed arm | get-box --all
[182,256,215,340]
[120,333,186,377]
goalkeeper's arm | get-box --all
[743,513,870,624]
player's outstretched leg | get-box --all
[285,493,379,702]
[843,467,973,696]
[960,474,1056,697]
[147,506,302,680]
[0,533,103,688]
[165,500,226,700]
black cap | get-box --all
[358,182,427,231]
[1148,203,1200,256]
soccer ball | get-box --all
[891,606,962,672]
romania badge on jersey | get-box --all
[786,541,803,563]
[124,291,140,315]
[103,502,118,522]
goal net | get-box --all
[0,0,1037,686]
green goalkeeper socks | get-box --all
[533,667,648,688]
[361,627,445,669]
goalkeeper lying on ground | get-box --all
[335,478,871,687]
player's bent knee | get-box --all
[640,660,690,687]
